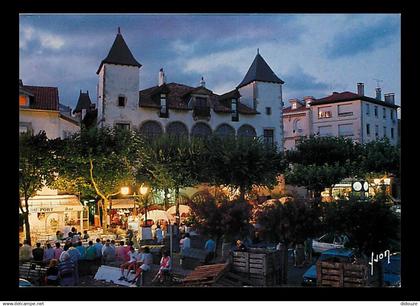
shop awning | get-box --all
[109,198,135,209]
[21,195,84,213]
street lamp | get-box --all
[120,183,150,226]
[139,184,149,225]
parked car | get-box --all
[312,233,349,254]
[383,255,401,287]
[302,248,354,286]
[19,278,32,287]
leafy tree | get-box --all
[203,136,285,200]
[19,131,57,244]
[357,138,400,178]
[55,127,144,231]
[138,135,206,219]
[188,198,253,252]
[285,136,362,199]
[255,199,323,283]
[322,197,400,286]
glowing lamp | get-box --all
[120,186,130,195]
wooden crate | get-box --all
[316,261,368,287]
[232,249,280,275]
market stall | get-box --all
[22,194,88,241]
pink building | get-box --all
[283,83,399,150]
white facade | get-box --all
[360,100,398,145]
[19,107,79,139]
[283,90,399,150]
[312,100,398,145]
[283,110,311,151]
[312,100,363,141]
[96,54,284,150]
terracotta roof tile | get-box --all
[21,85,59,111]
[312,91,399,109]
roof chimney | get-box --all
[357,83,364,96]
[159,68,166,86]
[384,93,395,104]
[303,96,315,108]
[375,87,382,100]
[200,76,206,87]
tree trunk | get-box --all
[175,187,180,224]
[164,188,169,211]
[24,197,31,245]
[101,198,109,233]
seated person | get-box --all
[45,259,59,286]
[118,246,137,281]
[102,240,116,264]
[32,242,44,263]
[130,247,153,284]
[152,250,172,283]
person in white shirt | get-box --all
[155,225,163,243]
[119,246,137,281]
[130,247,153,284]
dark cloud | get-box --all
[283,66,329,91]
[326,16,400,59]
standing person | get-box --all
[304,237,313,265]
[118,246,137,281]
[94,238,103,264]
[44,259,60,286]
[59,244,70,262]
[85,241,96,261]
[102,240,116,264]
[82,230,89,241]
[53,242,63,260]
[56,231,64,241]
[204,237,216,263]
[32,242,44,263]
[155,225,163,244]
[43,243,55,265]
[130,247,153,284]
[19,240,33,262]
[115,241,126,264]
[75,241,86,260]
[58,251,76,286]
[179,233,191,265]
[152,250,172,283]
[126,227,134,243]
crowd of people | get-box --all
[19,222,224,287]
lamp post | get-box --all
[139,184,149,225]
[121,184,150,226]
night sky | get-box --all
[19,14,401,112]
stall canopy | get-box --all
[140,210,175,223]
[166,205,191,216]
[109,198,135,209]
[22,195,84,213]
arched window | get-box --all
[293,119,302,134]
[139,121,163,139]
[191,122,212,139]
[166,121,189,139]
[214,123,235,138]
[237,124,257,139]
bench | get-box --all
[19,262,48,285]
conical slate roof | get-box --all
[73,91,92,114]
[96,32,142,74]
[237,52,284,88]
